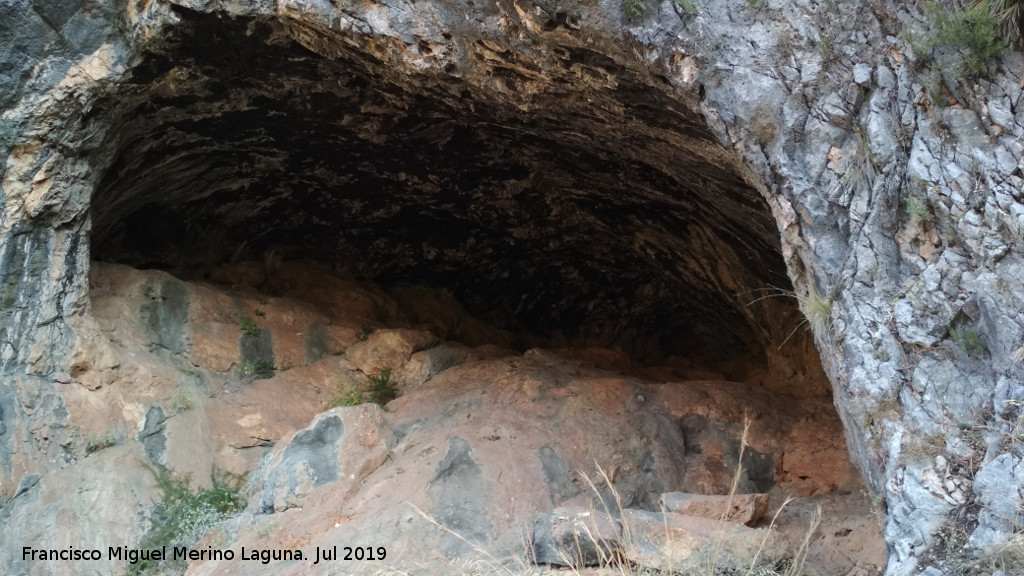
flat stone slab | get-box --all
[622,509,785,573]
[531,505,621,567]
[659,492,770,526]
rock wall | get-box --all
[1,263,877,575]
[1,0,1023,574]
[670,1,1024,572]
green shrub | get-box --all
[674,0,699,13]
[328,388,364,408]
[238,315,260,337]
[623,0,696,19]
[624,0,655,18]
[905,196,932,222]
[326,369,396,410]
[85,432,117,455]
[131,468,244,575]
[917,1,1008,77]
[974,0,1024,46]
[172,388,193,413]
[951,325,985,357]
[238,360,275,380]
[368,367,398,406]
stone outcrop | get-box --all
[0,265,879,575]
[2,0,1023,574]
[620,508,785,573]
[659,491,770,526]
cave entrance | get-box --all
[72,5,885,569]
[89,8,817,384]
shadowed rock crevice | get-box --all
[86,7,801,371]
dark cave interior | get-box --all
[87,7,809,374]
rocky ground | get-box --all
[1,262,883,575]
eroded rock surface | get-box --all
[1,265,879,575]
[2,0,1023,574]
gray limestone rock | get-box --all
[256,405,391,516]
[138,404,167,466]
[259,412,344,513]
[531,505,620,567]
[969,453,1024,548]
[539,445,581,507]
[427,437,493,558]
[854,63,873,85]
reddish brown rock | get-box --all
[344,328,437,378]
[621,509,785,573]
[659,492,770,526]
[1,264,881,576]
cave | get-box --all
[1,3,896,574]
[7,0,1024,572]
[88,7,809,379]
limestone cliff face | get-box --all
[1,0,1023,574]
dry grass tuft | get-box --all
[796,283,834,340]
[407,417,822,576]
[743,283,834,348]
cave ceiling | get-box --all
[89,7,792,361]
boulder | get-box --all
[257,405,389,513]
[345,328,437,378]
[531,505,621,567]
[659,492,770,526]
[621,509,785,573]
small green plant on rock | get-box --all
[368,367,398,406]
[950,325,985,358]
[238,360,275,380]
[674,0,699,13]
[238,315,260,337]
[913,1,1008,78]
[624,0,654,18]
[905,196,932,223]
[362,367,396,407]
[624,0,696,19]
[130,467,245,576]
[328,387,364,409]
[85,432,117,454]
[819,33,835,62]
[172,388,193,413]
